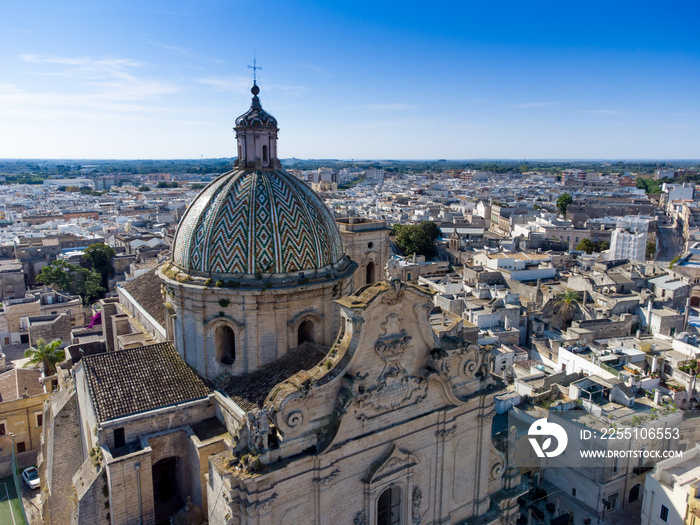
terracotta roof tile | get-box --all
[223,342,326,411]
[121,268,166,328]
[82,342,211,422]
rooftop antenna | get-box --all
[248,53,262,86]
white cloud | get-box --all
[0,54,181,121]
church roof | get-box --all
[222,342,326,411]
[81,342,211,422]
[120,268,166,328]
[172,169,345,277]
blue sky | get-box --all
[1,1,699,160]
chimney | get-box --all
[653,389,661,405]
[684,297,691,332]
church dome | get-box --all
[172,168,346,278]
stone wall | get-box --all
[0,268,27,300]
[3,299,41,343]
[73,462,110,525]
[0,391,49,466]
[41,388,84,525]
[105,447,154,525]
[28,312,72,347]
[162,272,352,380]
[337,218,390,294]
[569,315,636,340]
[98,396,217,450]
[98,298,120,352]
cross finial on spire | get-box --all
[248,55,262,85]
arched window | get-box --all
[629,483,641,503]
[298,320,314,346]
[216,325,235,365]
[377,486,401,525]
[262,145,268,163]
[366,261,375,285]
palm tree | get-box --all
[23,338,65,376]
[555,289,580,327]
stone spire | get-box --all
[233,81,280,169]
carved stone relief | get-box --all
[353,510,368,525]
[352,313,429,420]
[313,469,340,487]
[245,408,270,453]
[230,493,278,517]
[412,487,422,524]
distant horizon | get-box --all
[1,157,700,164]
[2,1,699,159]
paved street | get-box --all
[20,481,42,525]
[656,224,682,264]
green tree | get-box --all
[23,338,65,376]
[646,240,657,259]
[83,243,116,289]
[555,289,580,327]
[75,267,104,304]
[36,259,104,304]
[636,177,662,194]
[556,193,573,217]
[36,260,75,291]
[392,223,438,258]
[576,239,596,254]
[190,183,206,190]
[419,221,442,243]
[137,185,151,191]
[576,239,610,253]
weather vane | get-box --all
[248,55,262,85]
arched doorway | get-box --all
[691,295,700,307]
[377,486,401,525]
[298,320,314,346]
[629,483,642,503]
[366,261,376,285]
[216,325,235,365]
[152,457,182,524]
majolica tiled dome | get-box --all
[172,169,345,277]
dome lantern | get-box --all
[234,81,280,169]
